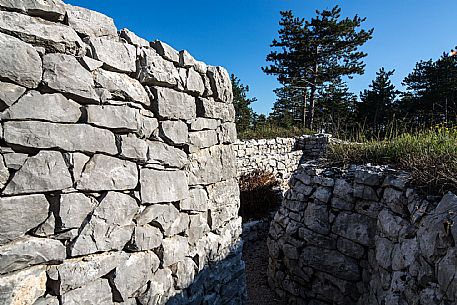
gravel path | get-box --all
[243,224,286,305]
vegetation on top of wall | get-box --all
[327,125,457,194]
[237,125,314,140]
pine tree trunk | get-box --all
[302,88,307,129]
[308,85,316,130]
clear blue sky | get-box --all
[66,0,457,115]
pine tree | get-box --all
[358,68,398,136]
[231,74,257,132]
[263,6,373,129]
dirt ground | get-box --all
[243,225,286,305]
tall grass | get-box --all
[238,125,314,140]
[328,125,457,194]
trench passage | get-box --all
[239,170,285,305]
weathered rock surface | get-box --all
[162,236,189,267]
[147,141,188,169]
[0,0,66,22]
[89,37,136,73]
[76,154,138,191]
[137,48,180,87]
[0,265,47,305]
[1,91,81,122]
[119,28,149,47]
[65,4,117,38]
[189,130,218,148]
[3,121,118,154]
[151,40,180,63]
[61,278,114,305]
[140,169,189,203]
[0,81,26,108]
[160,120,188,145]
[0,32,42,88]
[86,104,142,132]
[151,87,196,120]
[4,150,73,195]
[207,66,233,103]
[0,11,84,55]
[43,53,98,103]
[0,195,49,245]
[197,97,235,122]
[128,225,163,251]
[70,192,138,256]
[59,193,97,231]
[94,69,150,106]
[0,237,66,274]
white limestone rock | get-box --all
[3,121,118,154]
[179,50,196,68]
[66,4,118,38]
[0,236,66,274]
[3,150,73,195]
[89,37,137,73]
[180,188,209,212]
[0,194,49,245]
[196,97,235,122]
[0,81,26,108]
[0,265,47,305]
[76,154,138,191]
[59,193,97,231]
[120,28,149,47]
[0,0,66,22]
[160,120,188,145]
[161,236,189,267]
[0,155,9,189]
[120,135,148,162]
[137,48,180,87]
[94,69,150,106]
[128,225,163,251]
[151,40,180,63]
[146,141,188,169]
[207,66,233,103]
[189,118,220,131]
[70,192,139,256]
[189,130,218,149]
[1,91,81,123]
[140,169,189,204]
[86,104,142,132]
[0,11,84,56]
[43,53,99,103]
[151,87,196,120]
[0,33,42,88]
[61,278,114,305]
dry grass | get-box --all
[327,125,457,195]
[239,170,281,221]
[238,126,314,140]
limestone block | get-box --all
[189,118,220,131]
[33,296,59,305]
[137,48,180,87]
[1,91,81,123]
[161,236,189,267]
[207,66,233,103]
[196,97,235,122]
[70,192,138,256]
[43,53,99,103]
[0,155,9,189]
[189,130,218,149]
[66,4,117,38]
[207,179,240,208]
[128,225,163,251]
[0,195,49,245]
[0,0,66,22]
[3,150,73,195]
[160,120,188,145]
[94,69,150,106]
[303,201,330,235]
[61,278,114,305]
[140,169,189,204]
[89,37,136,73]
[188,145,234,185]
[0,11,84,56]
[147,141,188,169]
[300,246,360,281]
[180,188,209,212]
[179,50,196,68]
[112,252,160,300]
[151,40,180,63]
[0,81,26,108]
[59,193,97,231]
[0,33,42,88]
[120,135,148,162]
[50,251,129,293]
[0,237,66,274]
[76,154,138,191]
[171,258,196,289]
[185,68,205,95]
[332,212,374,246]
[0,265,47,305]
[151,87,196,120]
[119,28,149,47]
[437,248,457,301]
[80,56,103,71]
[86,104,142,131]
[135,203,188,237]
[219,122,237,144]
[336,237,365,259]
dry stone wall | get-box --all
[0,1,245,304]
[234,134,330,189]
[268,162,457,305]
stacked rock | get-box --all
[234,134,331,191]
[0,1,245,305]
[268,162,457,305]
